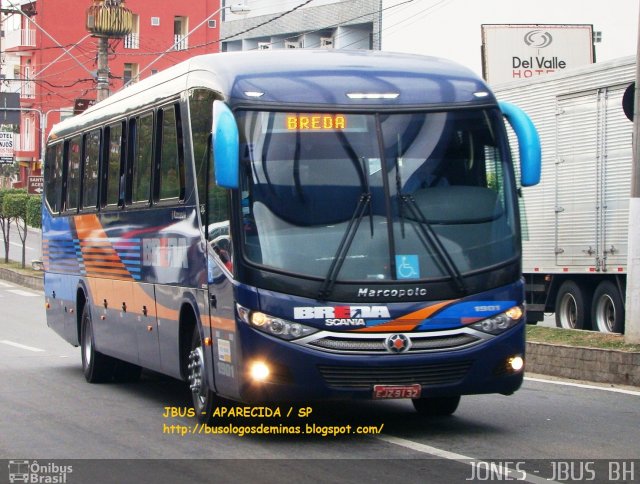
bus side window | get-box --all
[82,129,101,211]
[44,143,64,214]
[65,135,82,212]
[129,113,154,205]
[102,122,125,208]
[156,104,184,202]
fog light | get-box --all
[508,355,524,372]
[249,361,270,382]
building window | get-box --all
[124,14,140,49]
[174,16,188,50]
[123,63,139,87]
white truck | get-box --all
[493,56,635,333]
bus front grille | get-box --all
[317,361,472,390]
[305,333,481,354]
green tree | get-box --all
[0,189,12,263]
[27,195,42,229]
[3,191,29,268]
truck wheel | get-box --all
[592,281,624,334]
[412,396,461,416]
[80,305,116,383]
[188,328,217,424]
[555,281,590,329]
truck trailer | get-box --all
[493,56,635,333]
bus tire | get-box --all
[592,280,624,334]
[188,328,217,424]
[412,395,460,416]
[555,280,590,330]
[80,305,116,383]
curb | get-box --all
[1,267,638,388]
[526,341,640,387]
[0,266,43,291]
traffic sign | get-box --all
[28,176,44,195]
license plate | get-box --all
[373,384,421,399]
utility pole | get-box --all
[86,0,133,102]
[96,37,109,102]
[625,9,640,344]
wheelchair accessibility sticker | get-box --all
[395,255,420,280]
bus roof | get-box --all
[49,50,495,139]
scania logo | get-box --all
[524,30,553,48]
[385,334,411,353]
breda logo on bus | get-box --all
[293,306,390,327]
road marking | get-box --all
[525,376,640,396]
[7,289,39,297]
[0,281,15,288]
[377,434,560,484]
[0,340,45,352]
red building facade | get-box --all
[2,0,223,187]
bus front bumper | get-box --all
[234,323,525,403]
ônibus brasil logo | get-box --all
[524,30,553,48]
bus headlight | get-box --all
[237,304,318,340]
[470,306,523,335]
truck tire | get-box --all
[592,280,624,334]
[555,280,590,330]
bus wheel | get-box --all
[80,305,115,383]
[555,281,589,330]
[592,281,624,334]
[188,328,217,424]
[412,396,460,416]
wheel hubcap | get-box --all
[560,294,578,328]
[83,321,92,366]
[596,295,615,332]
[187,346,205,398]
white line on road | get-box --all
[0,340,45,352]
[377,434,561,484]
[7,289,39,297]
[525,376,640,396]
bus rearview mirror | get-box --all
[212,100,240,189]
[498,101,541,187]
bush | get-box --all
[27,195,42,228]
[3,192,29,221]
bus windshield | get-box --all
[237,109,517,287]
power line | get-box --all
[2,78,93,89]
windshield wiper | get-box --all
[400,194,468,295]
[318,193,371,300]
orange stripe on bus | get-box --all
[352,300,455,333]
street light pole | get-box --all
[625,9,640,344]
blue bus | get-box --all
[43,50,540,421]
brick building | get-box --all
[0,0,226,188]
[1,0,380,188]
